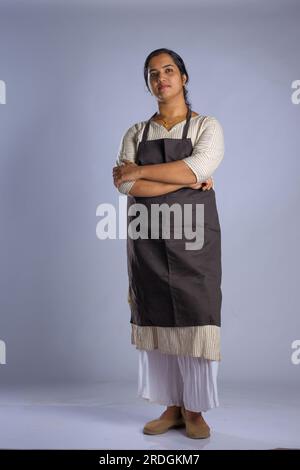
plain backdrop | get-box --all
[0,0,299,387]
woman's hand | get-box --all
[187,177,213,191]
[113,159,141,188]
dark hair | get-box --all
[143,48,192,109]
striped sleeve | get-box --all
[115,124,139,195]
[182,116,224,183]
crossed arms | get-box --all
[113,116,224,197]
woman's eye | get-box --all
[150,69,173,79]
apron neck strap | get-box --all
[141,111,157,143]
[182,106,192,139]
[141,106,192,143]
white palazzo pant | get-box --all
[137,348,219,413]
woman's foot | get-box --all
[143,405,184,435]
[181,406,210,439]
[159,405,182,420]
[184,409,204,422]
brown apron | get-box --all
[127,107,222,331]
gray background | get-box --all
[0,0,299,387]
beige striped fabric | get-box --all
[116,114,224,195]
[130,323,221,361]
[128,291,221,361]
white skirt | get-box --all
[137,348,219,412]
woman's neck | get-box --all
[156,103,189,121]
[153,110,198,125]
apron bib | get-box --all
[127,107,222,340]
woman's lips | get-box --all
[158,85,170,91]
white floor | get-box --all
[0,381,299,450]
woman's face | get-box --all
[147,53,186,102]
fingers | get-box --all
[122,159,137,166]
[112,166,122,188]
[201,177,213,191]
[113,176,121,188]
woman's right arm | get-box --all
[115,124,189,197]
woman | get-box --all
[113,48,224,439]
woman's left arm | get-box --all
[113,117,224,186]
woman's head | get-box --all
[143,48,191,109]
